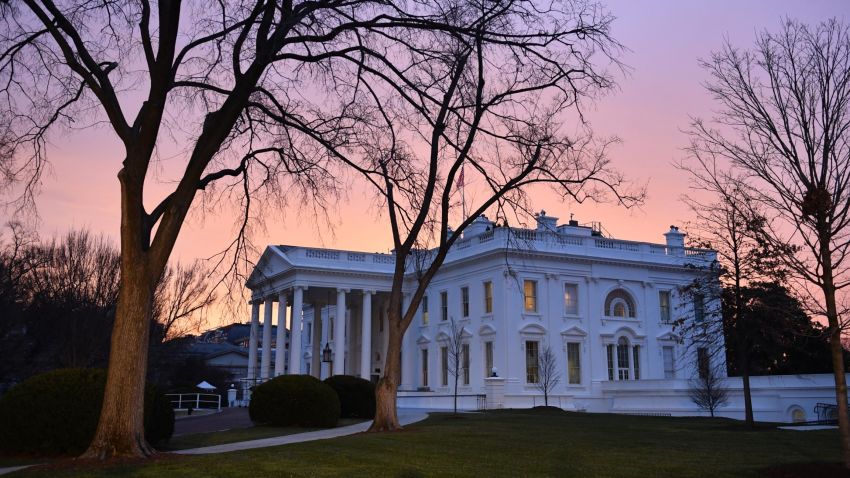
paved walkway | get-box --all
[176,408,430,455]
[174,407,254,436]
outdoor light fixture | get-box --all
[322,342,332,362]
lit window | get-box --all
[567,342,581,384]
[525,340,539,383]
[484,341,494,377]
[421,349,429,387]
[663,346,676,379]
[524,280,538,312]
[605,289,636,318]
[440,291,448,321]
[792,408,806,423]
[422,295,429,325]
[441,346,448,386]
[564,283,579,315]
[462,343,470,385]
[483,281,493,314]
[659,290,671,323]
[461,287,470,318]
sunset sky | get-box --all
[24,0,850,324]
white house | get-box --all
[245,211,843,423]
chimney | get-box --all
[535,210,558,232]
[664,225,686,253]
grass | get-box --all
[9,409,843,477]
[162,418,367,451]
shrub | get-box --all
[324,375,376,419]
[0,368,174,454]
[249,375,340,428]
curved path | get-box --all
[175,408,430,455]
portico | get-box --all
[245,246,398,383]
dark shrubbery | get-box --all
[324,375,376,419]
[0,368,174,454]
[249,375,340,428]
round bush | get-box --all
[249,375,340,428]
[323,375,376,419]
[0,368,174,454]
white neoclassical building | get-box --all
[245,211,844,423]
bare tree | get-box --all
[443,317,465,415]
[0,0,635,457]
[689,367,730,419]
[687,18,850,467]
[152,261,217,343]
[535,345,561,407]
[347,1,641,431]
[677,157,791,427]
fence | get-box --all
[166,393,221,411]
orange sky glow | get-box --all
[17,0,849,328]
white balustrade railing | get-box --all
[166,393,221,411]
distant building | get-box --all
[245,210,845,423]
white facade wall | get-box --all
[248,216,842,423]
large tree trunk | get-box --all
[819,230,850,468]
[370,315,402,431]
[735,320,754,426]
[82,163,163,459]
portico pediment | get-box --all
[246,246,294,289]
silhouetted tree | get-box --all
[689,366,729,418]
[443,317,466,415]
[535,345,561,407]
[687,18,850,466]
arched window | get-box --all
[791,408,806,423]
[604,289,636,318]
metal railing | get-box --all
[166,393,221,411]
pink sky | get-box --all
[23,0,850,324]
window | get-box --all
[462,343,470,385]
[483,281,493,314]
[659,290,671,323]
[461,286,470,318]
[604,289,636,318]
[792,408,806,423]
[694,294,705,322]
[525,340,540,383]
[663,346,676,379]
[564,284,579,315]
[440,291,448,321]
[524,280,538,312]
[329,317,334,338]
[617,337,630,380]
[441,346,448,386]
[697,347,709,378]
[421,349,429,387]
[422,295,429,325]
[633,345,641,380]
[567,342,581,384]
[484,341,494,377]
[307,323,312,343]
[607,344,615,380]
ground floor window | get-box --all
[484,340,494,377]
[608,337,642,381]
[567,342,581,384]
[462,343,470,385]
[525,340,539,384]
[441,346,448,386]
[697,347,709,378]
[617,338,630,380]
[633,345,641,380]
[607,344,614,380]
[421,348,429,387]
[663,346,676,378]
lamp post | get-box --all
[322,342,332,363]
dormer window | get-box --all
[604,289,636,318]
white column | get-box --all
[275,292,288,376]
[261,297,273,380]
[360,291,373,380]
[247,301,260,380]
[312,304,323,378]
[333,289,347,376]
[289,286,304,375]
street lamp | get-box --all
[322,342,332,363]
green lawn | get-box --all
[10,409,842,477]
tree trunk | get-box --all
[81,264,155,458]
[736,332,754,427]
[454,372,459,415]
[819,228,850,469]
[369,315,402,431]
